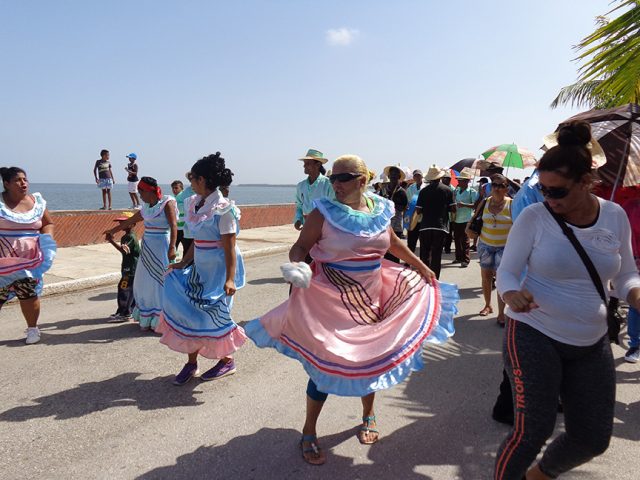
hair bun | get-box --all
[557,120,591,147]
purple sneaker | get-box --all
[201,359,236,381]
[173,362,199,386]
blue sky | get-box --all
[0,0,614,184]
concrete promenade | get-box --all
[42,225,299,296]
[0,228,638,480]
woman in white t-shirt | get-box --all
[494,121,640,480]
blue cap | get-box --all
[126,153,137,160]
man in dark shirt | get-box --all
[125,153,140,208]
[415,166,456,279]
[381,166,408,263]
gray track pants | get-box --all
[494,319,615,479]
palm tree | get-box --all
[551,0,640,109]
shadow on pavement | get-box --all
[0,373,204,421]
[88,292,118,302]
[247,276,287,286]
[136,426,435,480]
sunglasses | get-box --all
[329,172,362,184]
[492,183,508,189]
[539,184,571,199]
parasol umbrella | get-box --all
[451,158,499,178]
[552,103,640,191]
[476,144,537,170]
[450,158,476,172]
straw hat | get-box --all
[299,149,328,164]
[383,165,406,181]
[424,165,445,181]
[542,132,607,169]
[457,169,474,180]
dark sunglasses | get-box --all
[492,183,508,189]
[329,172,362,184]
[539,184,571,199]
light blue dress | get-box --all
[132,195,177,329]
[157,190,247,358]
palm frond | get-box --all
[550,80,613,109]
[552,0,640,109]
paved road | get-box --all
[0,253,638,480]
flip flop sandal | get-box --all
[479,307,493,316]
[300,434,325,465]
[358,415,380,445]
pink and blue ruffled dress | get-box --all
[156,191,247,358]
[0,193,56,298]
[133,195,178,329]
[246,193,458,397]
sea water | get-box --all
[30,183,297,211]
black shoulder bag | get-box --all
[468,198,487,236]
[543,202,620,344]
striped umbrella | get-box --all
[476,144,537,169]
[554,103,640,189]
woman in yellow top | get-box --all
[475,174,512,325]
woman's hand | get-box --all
[167,261,186,273]
[167,245,177,261]
[224,279,237,296]
[417,263,436,286]
[502,289,538,313]
[465,223,478,240]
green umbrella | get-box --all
[479,144,537,169]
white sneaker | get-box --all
[25,327,41,345]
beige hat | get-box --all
[424,165,445,181]
[299,148,328,164]
[542,133,607,169]
[458,167,476,179]
[383,165,406,181]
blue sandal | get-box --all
[300,434,325,465]
[358,415,380,445]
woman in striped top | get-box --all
[476,174,513,325]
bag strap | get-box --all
[472,198,487,221]
[543,202,607,305]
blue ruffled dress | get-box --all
[133,195,177,329]
[156,191,247,358]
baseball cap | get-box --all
[126,153,137,160]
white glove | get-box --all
[280,262,312,289]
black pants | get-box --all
[451,222,470,263]
[443,230,453,253]
[116,273,135,316]
[407,227,420,253]
[495,319,615,480]
[175,231,193,253]
[419,229,446,279]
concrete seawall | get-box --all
[50,204,295,247]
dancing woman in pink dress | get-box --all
[0,167,56,344]
[246,155,458,465]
